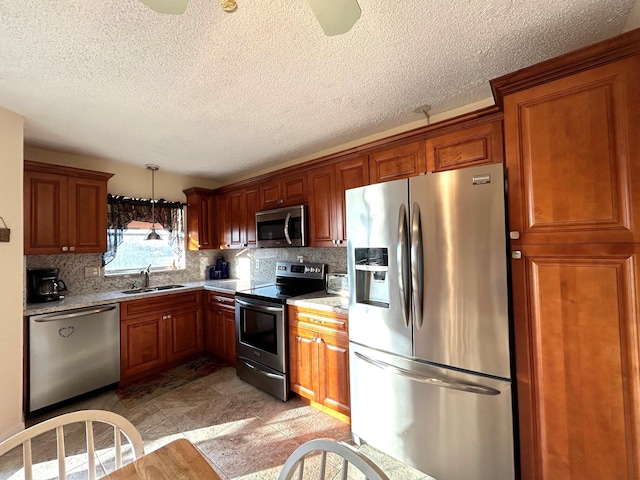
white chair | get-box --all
[0,409,144,480]
[278,438,390,480]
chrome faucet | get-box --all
[141,264,151,288]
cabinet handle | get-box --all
[302,314,345,327]
[62,246,69,252]
[509,231,520,240]
[512,251,522,260]
[69,246,76,251]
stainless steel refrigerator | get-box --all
[346,163,515,480]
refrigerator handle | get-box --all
[354,352,500,396]
[410,202,424,329]
[397,203,411,328]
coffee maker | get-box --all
[27,268,67,303]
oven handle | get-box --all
[242,359,284,379]
[236,298,283,313]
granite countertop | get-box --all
[24,280,349,316]
[286,291,349,316]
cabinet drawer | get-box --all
[121,291,202,320]
[207,291,235,311]
[289,306,348,334]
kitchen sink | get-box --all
[121,284,184,294]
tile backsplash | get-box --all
[25,248,347,297]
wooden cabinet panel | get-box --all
[24,162,112,254]
[288,306,350,420]
[24,170,68,253]
[167,308,203,363]
[120,291,203,383]
[121,316,166,379]
[218,185,259,249]
[308,164,338,247]
[426,119,503,172]
[504,56,640,244]
[184,188,216,250]
[289,326,319,400]
[308,155,369,247]
[260,171,308,209]
[244,186,259,248]
[68,177,109,253]
[510,244,640,479]
[205,292,236,366]
[369,141,426,184]
[335,155,369,244]
[317,331,350,417]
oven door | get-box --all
[235,296,286,372]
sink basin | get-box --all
[121,284,184,294]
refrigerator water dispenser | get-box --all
[354,247,389,308]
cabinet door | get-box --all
[244,186,259,248]
[121,315,166,380]
[317,331,350,416]
[205,307,225,357]
[504,56,640,244]
[24,171,68,254]
[335,155,369,243]
[510,243,640,480]
[67,176,108,253]
[369,141,426,184]
[167,307,203,363]
[225,189,245,248]
[185,191,215,250]
[260,172,308,209]
[426,119,503,172]
[308,164,339,247]
[289,326,318,401]
[222,309,237,366]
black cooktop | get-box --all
[235,261,327,304]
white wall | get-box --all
[624,0,640,31]
[24,147,222,202]
[0,106,24,440]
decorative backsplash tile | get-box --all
[25,248,347,297]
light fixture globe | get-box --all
[145,164,162,242]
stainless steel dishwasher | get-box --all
[28,303,120,415]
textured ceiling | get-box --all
[0,0,636,182]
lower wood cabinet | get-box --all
[510,243,640,479]
[205,291,236,367]
[288,305,350,421]
[120,291,203,383]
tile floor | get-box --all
[1,366,434,480]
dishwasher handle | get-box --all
[33,305,118,322]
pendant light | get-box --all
[145,164,162,241]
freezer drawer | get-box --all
[28,304,120,414]
[349,343,515,480]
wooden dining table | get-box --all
[103,438,222,480]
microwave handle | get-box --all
[283,212,292,245]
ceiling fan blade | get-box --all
[139,0,190,14]
[306,0,361,36]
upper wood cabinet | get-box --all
[24,161,113,255]
[308,155,369,247]
[260,171,307,210]
[425,119,504,172]
[183,187,216,251]
[501,55,640,245]
[218,184,260,249]
[369,141,426,184]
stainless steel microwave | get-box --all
[255,205,307,248]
